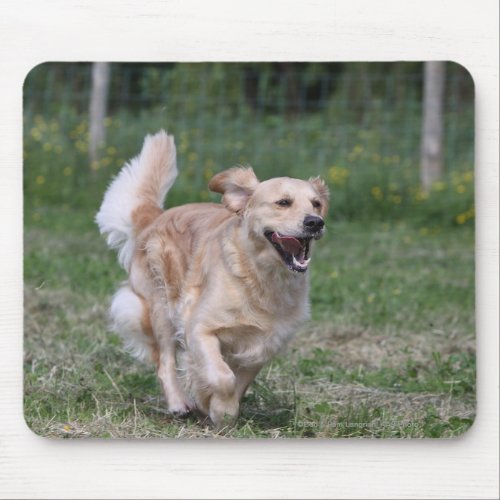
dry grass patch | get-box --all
[24,218,475,438]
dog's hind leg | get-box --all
[151,301,194,416]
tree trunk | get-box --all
[420,61,446,191]
[89,62,111,167]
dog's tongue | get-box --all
[272,233,302,255]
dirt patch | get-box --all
[293,322,475,370]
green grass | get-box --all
[24,207,475,438]
[23,64,475,437]
[24,104,474,227]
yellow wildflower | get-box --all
[432,181,446,192]
[328,166,349,185]
[414,188,429,202]
[75,122,87,134]
[30,128,42,141]
[75,140,87,153]
[462,171,474,183]
[371,186,383,201]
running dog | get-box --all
[96,130,329,427]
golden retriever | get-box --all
[96,130,329,427]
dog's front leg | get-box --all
[234,365,263,400]
[189,328,239,428]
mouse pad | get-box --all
[23,62,475,438]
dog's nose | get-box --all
[303,215,325,232]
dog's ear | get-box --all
[209,167,259,213]
[308,176,330,217]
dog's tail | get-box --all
[96,130,177,270]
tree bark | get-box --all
[89,62,111,166]
[420,61,446,191]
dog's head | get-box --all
[209,167,329,273]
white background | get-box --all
[0,1,498,498]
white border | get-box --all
[1,1,498,499]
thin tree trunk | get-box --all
[420,61,446,191]
[89,62,111,167]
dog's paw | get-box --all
[208,394,239,429]
[168,398,196,419]
[170,408,192,419]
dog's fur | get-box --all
[96,130,329,426]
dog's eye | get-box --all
[312,200,322,209]
[276,199,292,207]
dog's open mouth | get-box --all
[265,231,312,272]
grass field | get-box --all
[24,206,475,438]
[23,63,475,438]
